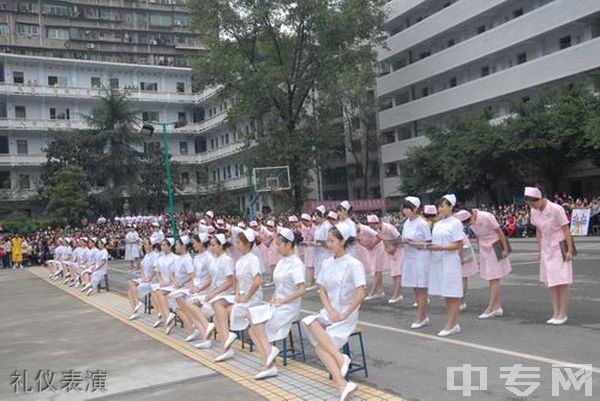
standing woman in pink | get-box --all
[299,214,316,288]
[363,215,386,300]
[525,186,574,325]
[453,210,480,312]
[462,208,511,318]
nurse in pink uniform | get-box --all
[355,218,379,275]
[453,210,480,313]
[464,208,511,319]
[368,218,403,303]
[300,213,316,288]
[265,220,280,287]
[525,186,574,326]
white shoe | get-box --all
[63,277,71,284]
[437,324,461,337]
[254,366,278,380]
[410,317,430,330]
[128,312,140,321]
[263,281,274,287]
[478,307,503,319]
[166,312,176,326]
[364,292,385,301]
[85,288,93,297]
[413,297,432,307]
[546,318,557,324]
[185,330,201,342]
[550,316,568,325]
[224,332,237,350]
[194,340,212,349]
[153,319,163,328]
[340,382,358,401]
[158,312,162,319]
[340,354,351,377]
[214,349,234,362]
[165,321,175,335]
[205,323,216,338]
[133,302,143,314]
[74,281,81,289]
[266,345,279,368]
[459,303,467,312]
[306,285,318,291]
[388,295,404,304]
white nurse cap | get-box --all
[335,221,354,242]
[442,194,457,207]
[404,196,421,208]
[278,227,295,243]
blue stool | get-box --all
[236,329,254,352]
[341,327,368,377]
[144,293,153,315]
[279,320,306,366]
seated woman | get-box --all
[81,238,109,296]
[247,227,306,379]
[150,238,178,332]
[170,233,214,342]
[162,236,195,334]
[302,222,366,401]
[128,237,160,320]
[186,233,234,350]
[212,229,263,362]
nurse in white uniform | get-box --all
[213,229,263,362]
[188,234,235,350]
[309,206,332,291]
[173,233,215,342]
[247,227,307,380]
[302,222,366,401]
[124,225,140,270]
[128,237,160,320]
[150,238,178,332]
[336,200,357,256]
[163,235,195,335]
[429,194,465,337]
[401,196,432,329]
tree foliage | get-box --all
[188,0,386,210]
[43,165,90,226]
[401,77,600,199]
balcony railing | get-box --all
[0,154,46,166]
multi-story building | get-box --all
[0,0,201,67]
[377,0,600,205]
[0,53,255,212]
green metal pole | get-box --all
[160,123,178,240]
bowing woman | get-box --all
[428,194,465,337]
[461,208,511,319]
[247,227,307,380]
[525,186,574,325]
[302,222,366,401]
[212,229,263,362]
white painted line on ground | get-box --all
[300,308,600,374]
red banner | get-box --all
[306,198,388,212]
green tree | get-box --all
[43,165,90,226]
[188,0,385,210]
[138,149,183,213]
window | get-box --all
[177,112,186,124]
[176,82,185,93]
[0,23,9,35]
[476,25,486,35]
[15,106,26,119]
[0,171,10,189]
[419,51,430,60]
[512,8,523,18]
[421,87,429,98]
[559,36,572,50]
[449,77,457,88]
[17,23,39,37]
[47,76,67,86]
[16,140,28,155]
[481,65,490,77]
[398,126,412,140]
[384,162,398,177]
[179,141,188,155]
[227,165,231,179]
[0,136,8,154]
[181,172,190,185]
[18,2,38,13]
[144,141,160,154]
[49,108,70,120]
[0,102,6,118]
[446,39,455,48]
[91,77,101,88]
[43,3,74,17]
[150,14,173,27]
[516,52,527,65]
[142,111,159,122]
[225,133,229,145]
[140,82,157,91]
[109,78,119,89]
[19,174,30,190]
[194,137,206,154]
[13,71,24,84]
[382,131,395,144]
[47,28,69,40]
